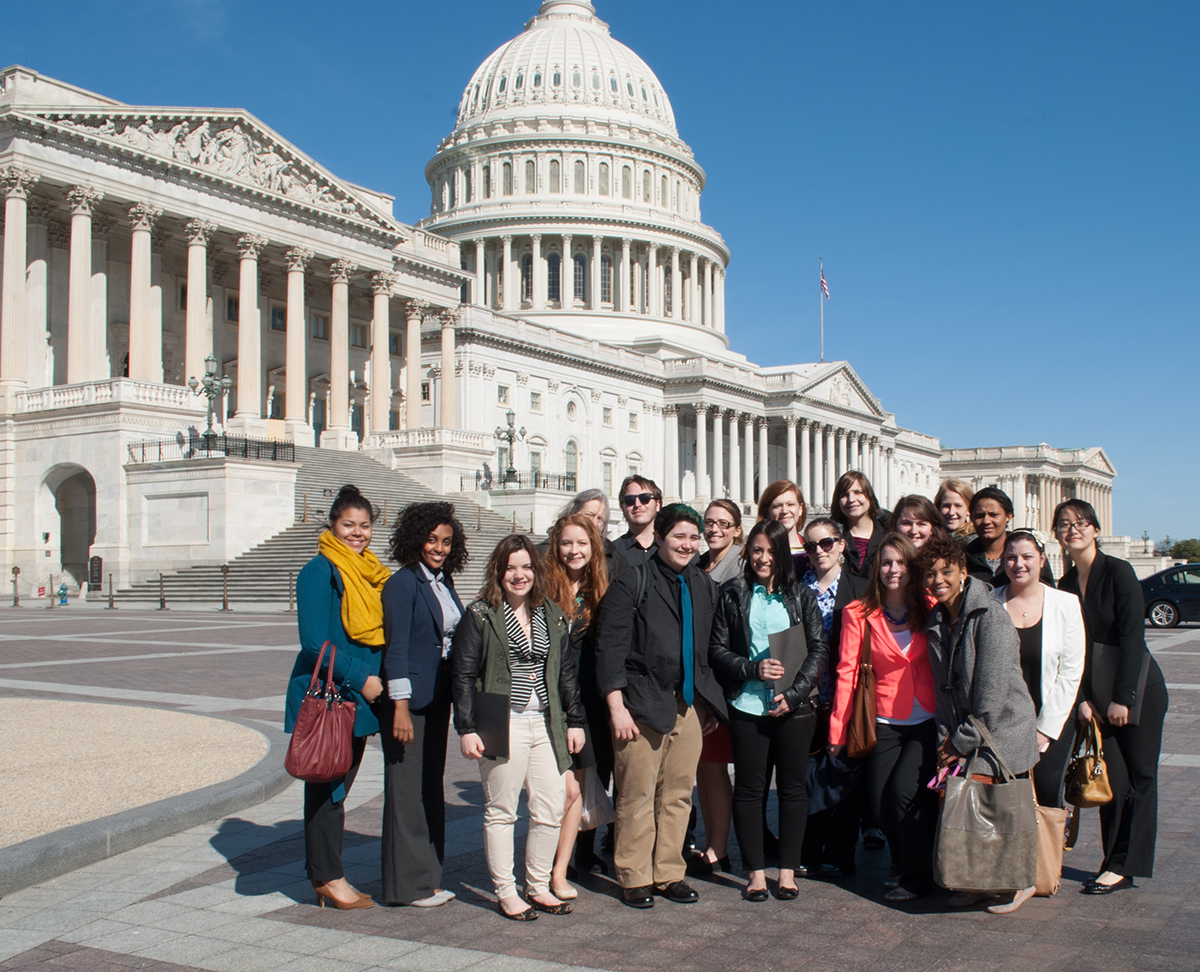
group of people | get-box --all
[285,469,1167,919]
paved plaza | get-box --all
[1,607,1199,972]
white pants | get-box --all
[479,715,567,900]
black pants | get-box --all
[1098,676,1168,878]
[863,720,937,894]
[381,685,451,904]
[802,785,864,873]
[1031,725,1075,807]
[304,733,367,884]
[728,706,816,871]
[575,686,616,866]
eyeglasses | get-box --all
[622,492,655,508]
[704,518,735,530]
[803,537,841,554]
[1054,520,1091,536]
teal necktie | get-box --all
[677,574,694,706]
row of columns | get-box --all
[471,234,725,330]
[982,473,1113,538]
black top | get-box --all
[1016,619,1043,713]
[613,531,657,570]
[841,517,887,582]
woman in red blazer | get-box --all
[828,532,936,902]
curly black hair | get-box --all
[915,535,968,574]
[388,501,469,575]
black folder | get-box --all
[475,691,511,757]
[1088,642,1151,725]
[768,624,809,696]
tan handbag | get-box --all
[845,622,877,759]
[1034,804,1070,896]
[1063,718,1113,849]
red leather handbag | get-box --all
[284,640,357,783]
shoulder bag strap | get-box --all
[965,713,1018,782]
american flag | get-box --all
[820,270,830,300]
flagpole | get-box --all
[819,257,825,363]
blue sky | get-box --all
[6,1,1198,540]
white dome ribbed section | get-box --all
[419,0,731,357]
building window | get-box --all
[628,463,639,478]
[388,331,401,355]
[609,76,618,93]
[547,253,561,303]
[533,71,542,87]
[312,313,329,340]
[598,162,609,196]
[498,384,509,405]
[622,165,631,199]
[591,71,601,90]
[521,255,532,302]
[601,255,612,303]
[515,72,523,90]
[572,70,581,89]
[603,406,613,426]
[225,294,239,323]
[565,440,578,477]
[664,269,672,316]
[675,179,682,212]
[661,174,668,205]
[389,409,399,431]
[482,164,491,199]
[498,74,507,93]
[573,254,586,302]
[448,174,456,209]
[351,404,364,440]
[553,69,561,87]
[502,162,513,195]
[549,158,560,193]
[178,282,187,311]
[464,166,472,203]
[270,304,286,331]
[573,160,586,194]
[524,159,535,193]
[642,169,651,202]
[566,400,577,420]
[629,412,638,431]
[602,461,613,496]
[627,80,635,97]
[421,381,431,402]
[269,392,283,420]
[530,391,542,412]
[351,323,366,348]
[497,445,509,475]
[530,450,542,478]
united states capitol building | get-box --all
[0,0,1120,596]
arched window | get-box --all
[498,75,507,93]
[549,159,560,193]
[610,76,618,93]
[591,72,601,90]
[573,254,586,302]
[573,160,586,194]
[598,162,609,196]
[521,255,532,302]
[642,170,651,202]
[572,70,582,89]
[514,72,523,90]
[524,159,535,193]
[547,253,561,303]
[661,175,668,205]
[565,441,578,485]
[552,69,561,87]
[601,255,612,303]
[621,165,632,199]
[447,173,456,209]
[533,71,542,88]
[627,80,635,97]
[675,179,681,212]
[463,166,472,203]
[482,164,490,199]
[641,85,648,101]
[502,162,513,195]
[472,85,480,110]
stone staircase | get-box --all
[115,446,525,604]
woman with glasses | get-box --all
[699,499,745,586]
[831,472,885,583]
[935,479,975,539]
[887,495,950,551]
[993,529,1085,808]
[1055,500,1167,895]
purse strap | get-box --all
[306,640,337,698]
[859,617,873,671]
[963,713,1019,782]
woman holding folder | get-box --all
[708,519,829,901]
[1055,499,1168,894]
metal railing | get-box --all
[461,471,577,492]
[126,432,296,464]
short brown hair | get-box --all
[482,534,546,609]
[886,494,950,544]
[619,475,662,503]
[756,480,807,532]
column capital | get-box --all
[27,197,56,224]
[437,307,460,327]
[621,237,632,248]
[329,258,357,283]
[530,233,542,244]
[370,270,397,295]
[663,403,678,417]
[592,234,603,245]
[235,233,268,259]
[128,202,163,232]
[404,297,431,319]
[284,247,314,273]
[694,401,710,416]
[0,166,39,199]
[784,414,799,428]
[472,237,486,246]
[757,416,770,430]
[501,234,514,245]
[185,218,217,247]
[742,411,755,425]
[67,185,104,216]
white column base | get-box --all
[226,415,270,438]
[283,419,314,445]
[320,428,360,451]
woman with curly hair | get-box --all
[544,514,610,898]
[379,501,469,907]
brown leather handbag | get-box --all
[845,621,877,759]
[284,640,357,783]
[1063,717,1112,848]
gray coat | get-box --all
[924,576,1039,777]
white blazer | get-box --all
[993,583,1085,741]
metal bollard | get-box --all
[158,573,167,610]
[512,511,517,531]
[11,566,19,607]
[221,564,230,612]
[107,573,115,610]
[48,574,54,610]
[288,572,295,613]
[302,492,308,522]
[477,507,481,531]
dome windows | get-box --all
[573,254,586,302]
[502,161,513,195]
[553,69,562,87]
[482,164,490,199]
[547,253,562,303]
[592,72,601,90]
[573,160,586,194]
[598,162,609,196]
[642,170,651,202]
[515,72,524,90]
[661,174,668,206]
[609,76,618,93]
[572,70,582,89]
[498,75,507,93]
[621,165,632,199]
[641,85,648,101]
[627,80,635,97]
[533,70,542,87]
[549,159,560,193]
[524,160,535,193]
[601,255,613,303]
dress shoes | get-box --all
[742,886,769,902]
[655,880,699,904]
[775,884,800,901]
[621,885,655,909]
[1082,876,1133,895]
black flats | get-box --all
[743,886,770,902]
[776,885,799,900]
[1082,876,1133,895]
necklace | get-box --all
[882,604,908,625]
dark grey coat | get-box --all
[924,576,1039,776]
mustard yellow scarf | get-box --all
[317,530,391,646]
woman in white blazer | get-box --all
[993,529,1085,806]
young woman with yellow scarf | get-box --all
[284,485,391,909]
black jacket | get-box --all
[965,536,1056,589]
[1058,550,1165,709]
[594,554,728,734]
[842,517,887,582]
[829,569,869,664]
[708,577,830,712]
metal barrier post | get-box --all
[288,572,295,613]
[512,511,517,531]
[47,574,54,610]
[158,573,167,610]
[302,492,308,522]
[107,573,115,609]
[221,564,230,611]
[11,566,19,607]
[477,507,481,531]
[383,498,388,525]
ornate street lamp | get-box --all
[188,354,234,446]
[494,409,526,485]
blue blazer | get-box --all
[285,554,383,738]
[382,564,464,711]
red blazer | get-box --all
[828,600,937,747]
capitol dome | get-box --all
[420,0,731,357]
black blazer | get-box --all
[1059,550,1164,710]
[829,568,869,665]
[594,554,728,734]
[965,537,1056,589]
[841,518,886,582]
[382,564,464,711]
[708,577,829,711]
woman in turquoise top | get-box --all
[708,519,829,901]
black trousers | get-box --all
[381,682,452,904]
[304,733,367,884]
[863,720,937,894]
[1031,725,1075,807]
[1098,677,1168,878]
[728,706,816,871]
[802,785,864,872]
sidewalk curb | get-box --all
[0,712,294,897]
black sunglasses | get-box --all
[803,537,841,554]
[621,492,655,507]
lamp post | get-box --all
[188,354,233,446]
[494,409,526,485]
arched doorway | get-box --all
[41,465,97,588]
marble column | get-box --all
[182,219,216,388]
[664,404,679,500]
[369,271,395,435]
[694,403,709,498]
[727,408,740,503]
[743,413,755,502]
[501,235,514,311]
[711,406,724,499]
[757,417,769,496]
[24,199,51,390]
[715,266,726,333]
[404,298,426,430]
[799,420,812,504]
[233,233,267,421]
[670,247,681,320]
[648,243,659,317]
[811,424,825,508]
[591,236,602,309]
[66,186,102,384]
[126,203,162,383]
[439,310,456,427]
[619,238,631,313]
[324,259,355,446]
[0,167,38,386]
[689,252,699,323]
[282,248,313,431]
[871,438,882,495]
[785,416,798,485]
[473,238,485,307]
[531,235,544,311]
[825,426,837,504]
[703,259,713,328]
[91,216,113,380]
[835,430,848,482]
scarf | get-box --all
[317,530,391,646]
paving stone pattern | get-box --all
[2,608,1200,972]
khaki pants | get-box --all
[612,699,704,888]
[478,715,566,900]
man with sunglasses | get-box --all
[614,476,663,570]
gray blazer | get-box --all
[924,576,1039,776]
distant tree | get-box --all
[1158,536,1174,555]
[1168,538,1200,562]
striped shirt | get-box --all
[505,602,551,713]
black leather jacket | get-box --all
[708,577,830,712]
